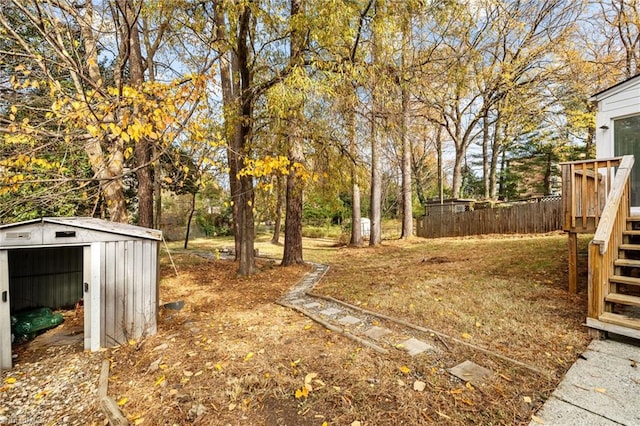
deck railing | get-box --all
[561,157,623,233]
[588,155,634,320]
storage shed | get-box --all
[0,217,161,369]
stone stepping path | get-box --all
[277,262,442,358]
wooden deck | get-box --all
[562,155,640,339]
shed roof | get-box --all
[590,73,640,102]
[0,217,162,241]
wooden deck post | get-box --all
[568,231,578,293]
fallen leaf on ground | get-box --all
[531,414,544,424]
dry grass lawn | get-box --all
[105,232,592,425]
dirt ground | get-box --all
[2,234,591,425]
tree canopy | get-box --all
[1,0,636,274]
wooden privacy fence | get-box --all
[416,198,562,238]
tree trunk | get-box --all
[235,3,257,275]
[400,11,412,239]
[348,103,362,246]
[282,0,305,266]
[369,103,382,245]
[436,126,444,203]
[489,109,503,199]
[282,148,304,265]
[119,0,153,228]
[369,9,382,245]
[451,144,465,199]
[78,1,128,222]
[184,192,196,249]
[271,175,283,245]
[214,2,242,259]
[481,112,490,199]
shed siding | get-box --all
[8,247,83,311]
[100,239,157,347]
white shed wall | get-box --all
[99,239,158,347]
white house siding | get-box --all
[595,80,640,159]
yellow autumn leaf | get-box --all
[304,373,318,384]
[86,124,99,136]
[128,339,136,346]
[214,363,223,371]
[154,375,166,386]
[10,105,17,114]
[399,366,411,374]
[34,390,49,400]
[134,418,145,425]
[461,333,472,339]
[244,352,254,362]
[4,377,16,384]
[117,397,129,406]
[294,386,309,399]
[465,382,474,391]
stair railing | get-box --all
[588,155,635,320]
[561,157,622,232]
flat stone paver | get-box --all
[338,315,361,325]
[448,360,493,384]
[319,307,343,317]
[364,326,392,340]
[289,299,307,305]
[303,302,321,309]
[400,338,438,356]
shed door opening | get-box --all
[9,247,83,312]
[6,246,86,364]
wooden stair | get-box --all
[600,216,640,335]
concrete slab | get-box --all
[531,396,620,426]
[448,360,493,384]
[303,302,321,309]
[338,315,361,325]
[531,338,640,426]
[588,339,640,361]
[288,299,307,305]
[364,326,392,341]
[551,358,640,425]
[399,338,438,356]
[319,307,342,317]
